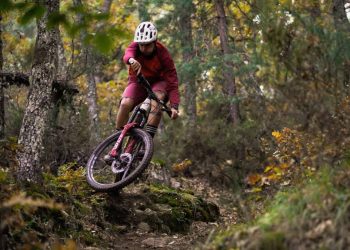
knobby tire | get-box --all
[86,128,153,192]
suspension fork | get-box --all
[109,122,137,157]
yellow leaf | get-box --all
[171,159,192,173]
[264,165,274,173]
[273,167,282,175]
[272,131,282,141]
[267,173,281,181]
[246,173,262,185]
[280,163,289,169]
[251,187,262,193]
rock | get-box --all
[114,225,128,233]
[145,184,220,232]
[144,162,171,185]
[103,184,220,234]
[137,222,151,232]
[170,178,181,189]
[144,208,157,215]
[155,203,172,212]
[141,237,169,248]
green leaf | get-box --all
[66,23,87,37]
[13,2,30,10]
[0,0,13,12]
[93,32,113,54]
[18,4,46,25]
[47,12,69,29]
[92,12,109,21]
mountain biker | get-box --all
[104,21,180,164]
[115,21,180,136]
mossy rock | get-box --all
[143,184,220,232]
[103,184,219,233]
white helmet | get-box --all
[134,21,157,43]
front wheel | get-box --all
[86,128,153,192]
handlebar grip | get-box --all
[165,109,172,117]
[137,74,145,82]
[138,74,173,118]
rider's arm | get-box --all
[123,42,138,64]
[159,47,180,110]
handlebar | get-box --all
[136,74,172,117]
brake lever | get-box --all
[161,107,172,117]
[159,100,172,117]
[137,74,172,117]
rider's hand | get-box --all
[128,58,141,75]
[171,108,179,120]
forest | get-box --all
[1,0,350,249]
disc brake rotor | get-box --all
[111,153,132,174]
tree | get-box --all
[214,0,240,125]
[0,15,4,139]
[333,0,350,31]
[73,0,113,145]
[333,0,350,90]
[176,0,197,125]
[16,0,60,183]
[136,0,151,21]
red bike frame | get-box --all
[109,122,138,157]
[107,74,171,159]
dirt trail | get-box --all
[99,177,238,250]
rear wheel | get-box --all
[86,128,153,192]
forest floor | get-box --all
[1,160,246,250]
[96,176,240,250]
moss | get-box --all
[259,232,285,250]
[140,184,220,232]
[70,230,102,246]
[158,207,191,232]
[0,169,8,184]
[72,200,91,215]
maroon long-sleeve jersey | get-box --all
[123,41,180,108]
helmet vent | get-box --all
[134,21,158,43]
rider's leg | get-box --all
[115,97,135,129]
[117,81,147,129]
[145,91,166,138]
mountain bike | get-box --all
[86,74,172,192]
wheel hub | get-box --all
[111,153,132,173]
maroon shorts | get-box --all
[122,80,167,105]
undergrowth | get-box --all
[204,156,350,250]
[0,163,109,250]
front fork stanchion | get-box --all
[109,122,138,157]
[108,122,145,179]
[125,138,137,154]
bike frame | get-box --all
[108,74,171,157]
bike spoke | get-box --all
[89,131,147,186]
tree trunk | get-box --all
[57,30,68,82]
[333,0,350,31]
[16,0,59,183]
[74,0,113,144]
[137,0,151,21]
[87,71,99,142]
[102,0,113,12]
[51,28,69,127]
[333,0,350,92]
[214,0,240,125]
[0,15,4,139]
[177,0,197,126]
